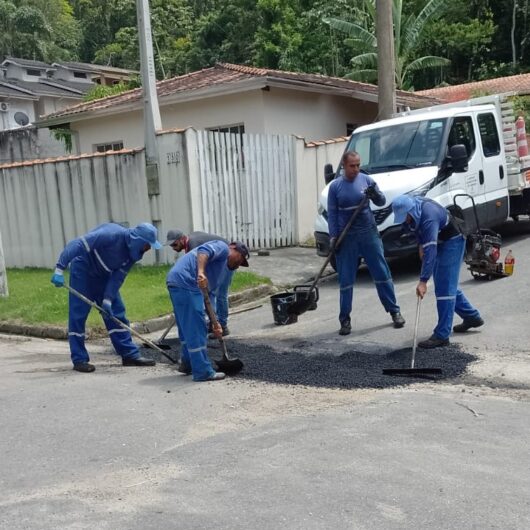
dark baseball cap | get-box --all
[230,241,249,267]
[164,229,185,246]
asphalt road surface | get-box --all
[1,220,529,529]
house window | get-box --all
[207,124,245,170]
[346,123,358,135]
[208,123,245,136]
[73,71,87,79]
[94,142,124,153]
[26,69,42,77]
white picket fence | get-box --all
[196,131,296,248]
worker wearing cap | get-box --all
[165,229,233,336]
[51,222,162,372]
[166,240,249,381]
[328,150,405,336]
[392,195,483,348]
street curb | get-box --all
[0,283,276,341]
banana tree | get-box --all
[324,0,450,89]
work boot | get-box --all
[339,319,351,336]
[122,356,156,366]
[205,372,226,381]
[73,362,95,373]
[208,326,230,339]
[453,316,484,333]
[177,361,192,375]
[418,335,449,349]
[391,312,405,328]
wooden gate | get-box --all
[196,131,296,249]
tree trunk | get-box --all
[376,0,396,119]
[512,0,518,68]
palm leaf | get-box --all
[345,69,378,83]
[324,17,377,48]
[405,0,447,51]
[350,52,378,68]
[402,55,450,82]
[362,0,376,21]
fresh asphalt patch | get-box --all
[141,337,478,390]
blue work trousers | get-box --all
[168,286,216,381]
[336,226,400,323]
[432,236,481,340]
[212,268,234,328]
[68,259,140,365]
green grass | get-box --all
[0,266,270,329]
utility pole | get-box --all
[136,0,162,195]
[376,0,396,119]
[0,228,8,297]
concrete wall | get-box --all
[263,88,377,140]
[65,86,377,152]
[0,128,347,267]
[293,138,347,243]
[0,126,69,164]
[71,109,145,153]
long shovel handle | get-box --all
[200,286,230,361]
[411,296,422,369]
[63,284,177,364]
[157,314,175,342]
[308,194,370,294]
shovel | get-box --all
[64,285,178,364]
[200,286,244,375]
[288,194,370,316]
[382,296,442,377]
[142,314,175,350]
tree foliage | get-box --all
[0,0,529,91]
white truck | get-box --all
[314,94,530,263]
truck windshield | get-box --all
[347,118,447,173]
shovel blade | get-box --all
[215,357,244,375]
[382,367,442,378]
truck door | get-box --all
[475,111,509,225]
[443,115,487,227]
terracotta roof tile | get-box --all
[416,73,530,102]
[39,63,438,124]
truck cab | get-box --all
[315,102,510,259]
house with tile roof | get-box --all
[416,73,530,102]
[0,57,137,132]
[37,63,438,155]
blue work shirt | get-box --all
[403,198,452,282]
[55,223,140,302]
[327,172,385,238]
[166,239,229,293]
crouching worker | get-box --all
[166,240,249,381]
[392,195,484,348]
[51,222,162,373]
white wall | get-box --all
[293,138,347,243]
[161,90,266,133]
[72,110,145,153]
[68,87,378,151]
[263,87,377,140]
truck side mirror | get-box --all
[448,144,468,172]
[324,163,335,184]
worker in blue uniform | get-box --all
[166,240,249,382]
[165,229,233,337]
[392,195,484,348]
[328,151,405,335]
[51,222,162,372]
